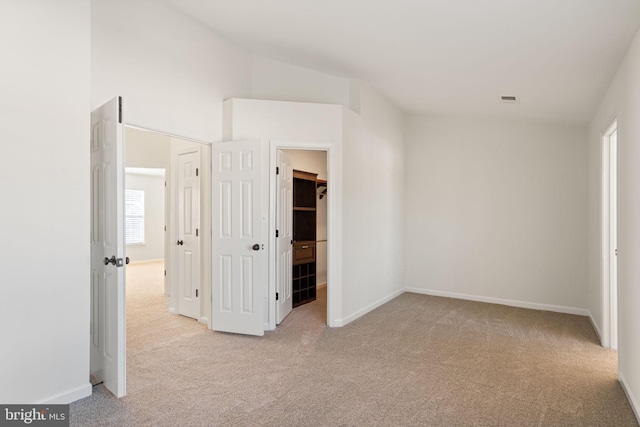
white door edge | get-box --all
[90,96,126,398]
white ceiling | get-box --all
[162,0,640,125]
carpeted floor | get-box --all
[71,261,638,426]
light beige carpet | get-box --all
[71,261,638,426]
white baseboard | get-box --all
[316,282,327,289]
[619,371,640,425]
[335,288,404,327]
[129,258,164,265]
[405,288,589,316]
[587,310,603,344]
[199,316,209,325]
[168,307,177,314]
[34,383,92,404]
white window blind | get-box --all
[125,189,145,245]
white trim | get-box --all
[129,258,163,265]
[601,118,618,350]
[335,288,405,327]
[34,383,92,404]
[588,310,602,343]
[405,288,589,316]
[199,317,209,325]
[316,282,327,289]
[125,124,212,146]
[620,371,640,425]
[329,287,592,328]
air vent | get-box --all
[500,95,519,104]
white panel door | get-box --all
[212,140,265,336]
[90,96,126,398]
[177,151,200,319]
[276,150,293,324]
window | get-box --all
[125,189,145,245]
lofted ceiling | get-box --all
[162,0,640,125]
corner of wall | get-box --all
[588,310,603,345]
[34,383,92,405]
[336,287,405,327]
[619,371,640,425]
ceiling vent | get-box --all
[500,95,519,104]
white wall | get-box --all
[341,84,406,322]
[92,0,361,143]
[125,172,166,262]
[91,0,253,142]
[587,28,640,420]
[251,56,353,110]
[282,149,328,181]
[92,2,395,329]
[223,98,344,326]
[125,127,170,169]
[0,0,91,403]
[223,98,345,143]
[224,91,405,326]
[404,117,588,312]
[283,149,328,285]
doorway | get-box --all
[602,120,618,350]
[284,149,328,322]
[269,142,335,330]
[123,125,211,395]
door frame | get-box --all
[123,124,212,326]
[601,119,618,350]
[268,141,341,330]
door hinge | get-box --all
[164,181,166,187]
[196,168,199,177]
[164,225,166,232]
[196,228,199,237]
[196,289,199,298]
[164,270,166,277]
[118,96,123,123]
[276,229,279,238]
[276,166,280,175]
[276,292,279,301]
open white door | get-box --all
[90,96,126,397]
[177,150,200,319]
[212,140,266,336]
[276,150,293,324]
